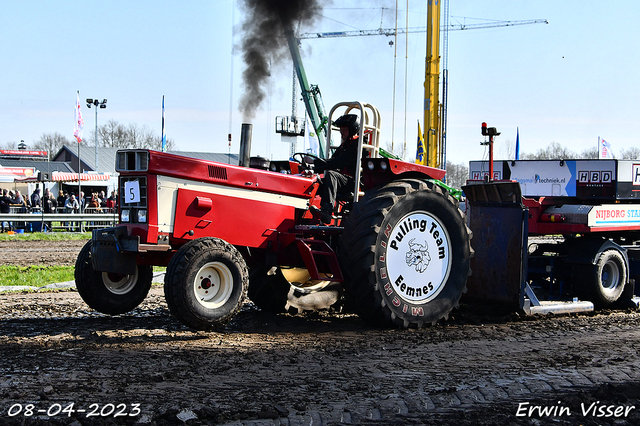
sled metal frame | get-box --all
[464,180,597,316]
[522,282,594,315]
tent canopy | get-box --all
[15,172,111,183]
[51,172,110,182]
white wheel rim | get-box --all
[601,260,621,294]
[384,211,452,305]
[101,268,139,295]
[193,261,234,309]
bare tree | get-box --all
[147,135,176,151]
[127,123,152,149]
[520,141,577,160]
[620,147,640,159]
[88,120,177,150]
[385,141,409,161]
[33,132,71,156]
[97,119,128,148]
[3,121,176,155]
[579,146,599,159]
[497,138,515,161]
[0,141,18,149]
[445,161,469,189]
[519,141,634,160]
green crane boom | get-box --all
[284,29,327,159]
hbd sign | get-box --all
[578,170,612,184]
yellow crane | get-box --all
[295,6,547,166]
[419,1,548,169]
[423,0,441,168]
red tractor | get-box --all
[75,102,472,330]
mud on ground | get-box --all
[1,239,640,425]
[0,239,88,267]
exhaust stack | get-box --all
[239,123,252,167]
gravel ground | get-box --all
[1,239,640,425]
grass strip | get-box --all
[0,232,91,242]
[0,265,75,288]
[0,265,167,289]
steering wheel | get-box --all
[292,152,327,172]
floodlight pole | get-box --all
[86,98,107,174]
[94,106,98,172]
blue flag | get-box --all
[515,127,520,160]
[161,96,166,152]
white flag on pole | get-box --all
[74,92,84,143]
[305,115,319,156]
[598,137,613,159]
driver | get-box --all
[313,114,360,224]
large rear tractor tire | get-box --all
[248,266,341,314]
[75,240,153,315]
[339,179,473,328]
[575,249,628,308]
[164,238,248,330]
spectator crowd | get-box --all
[0,186,118,232]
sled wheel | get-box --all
[75,240,152,315]
[577,249,627,308]
[248,266,341,314]
[164,238,248,330]
[339,179,473,328]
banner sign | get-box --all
[0,150,47,157]
[0,167,36,177]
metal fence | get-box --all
[1,206,118,232]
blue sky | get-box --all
[1,1,639,165]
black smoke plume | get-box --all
[238,0,325,121]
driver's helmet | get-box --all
[333,114,359,138]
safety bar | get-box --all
[325,101,381,203]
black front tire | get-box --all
[164,238,248,330]
[75,240,153,315]
[339,179,472,328]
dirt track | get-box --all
[0,239,88,267]
[1,239,640,425]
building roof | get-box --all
[53,145,120,174]
[169,151,239,165]
[53,145,240,173]
[0,158,74,173]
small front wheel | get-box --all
[75,240,152,315]
[164,238,248,330]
